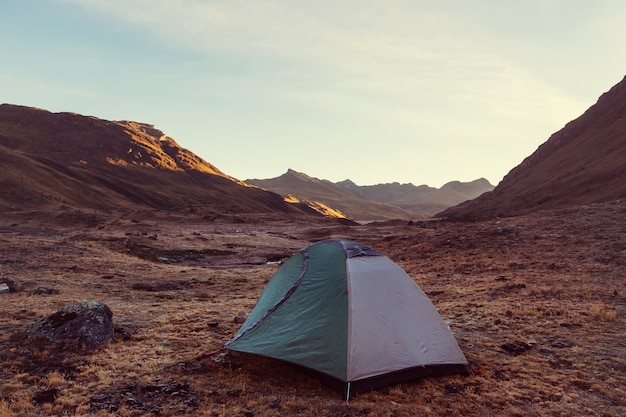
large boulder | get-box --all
[28,300,114,348]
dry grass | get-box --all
[0,201,625,416]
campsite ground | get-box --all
[0,201,625,417]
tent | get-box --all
[225,239,468,398]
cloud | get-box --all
[62,1,583,105]
[52,0,625,185]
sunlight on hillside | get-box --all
[105,157,131,167]
[283,194,301,204]
[307,201,347,218]
[283,194,346,218]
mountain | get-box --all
[437,75,626,219]
[246,170,493,220]
[246,169,417,220]
[0,104,335,218]
[335,178,493,216]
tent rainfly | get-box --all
[225,239,468,399]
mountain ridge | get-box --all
[0,104,336,218]
[246,170,493,220]
[247,169,417,220]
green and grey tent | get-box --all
[225,239,468,398]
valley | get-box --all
[1,202,624,416]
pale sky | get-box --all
[2,1,625,188]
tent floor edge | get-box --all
[300,363,470,399]
[349,363,471,396]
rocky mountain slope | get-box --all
[0,104,335,218]
[247,169,493,220]
[438,75,626,219]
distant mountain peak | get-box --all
[336,179,357,186]
[285,168,320,182]
[248,171,494,220]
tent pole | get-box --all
[346,382,351,404]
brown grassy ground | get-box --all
[1,201,624,417]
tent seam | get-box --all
[225,248,310,347]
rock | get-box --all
[34,286,60,295]
[234,311,248,324]
[33,388,59,405]
[28,300,114,348]
[551,340,574,348]
[210,351,231,366]
[1,277,20,292]
[501,341,532,355]
[0,283,10,294]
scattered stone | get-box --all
[0,283,10,294]
[33,388,59,405]
[1,277,20,292]
[491,367,506,380]
[34,286,60,295]
[207,321,219,327]
[28,300,114,348]
[175,361,203,374]
[90,393,108,402]
[501,341,533,355]
[114,326,133,341]
[551,340,574,348]
[210,351,231,366]
[234,311,248,324]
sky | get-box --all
[2,1,625,188]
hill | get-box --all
[246,169,419,221]
[247,170,493,220]
[0,104,337,218]
[437,75,626,219]
[335,178,493,216]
